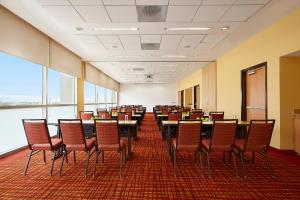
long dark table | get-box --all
[161,120,250,158]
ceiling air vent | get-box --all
[141,43,160,50]
[136,5,168,22]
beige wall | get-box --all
[280,57,300,149]
[202,62,217,113]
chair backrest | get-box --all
[95,119,120,147]
[189,112,203,120]
[22,119,52,149]
[168,112,182,120]
[209,119,238,151]
[80,111,94,120]
[209,111,224,120]
[176,120,202,149]
[118,112,132,120]
[245,120,275,152]
[98,111,112,119]
[59,119,86,148]
[161,108,169,115]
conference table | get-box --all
[161,120,250,158]
[50,120,137,160]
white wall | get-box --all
[119,83,177,112]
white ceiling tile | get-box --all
[202,34,227,42]
[196,42,217,50]
[98,36,120,44]
[141,35,161,43]
[221,5,263,21]
[161,35,182,44]
[203,0,235,5]
[166,6,199,22]
[82,43,106,51]
[69,0,102,5]
[235,0,270,5]
[36,0,70,5]
[136,0,169,5]
[43,6,84,23]
[105,6,138,22]
[102,0,135,5]
[169,0,203,5]
[74,35,100,43]
[178,35,205,49]
[75,6,110,22]
[104,44,124,50]
[193,6,229,22]
[160,43,178,50]
[119,35,141,50]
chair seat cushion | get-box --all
[171,138,199,152]
[235,138,266,152]
[98,138,127,151]
[201,139,210,150]
[66,137,96,151]
[32,138,63,151]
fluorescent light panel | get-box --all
[165,27,211,31]
[94,27,139,31]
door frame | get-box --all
[180,90,184,107]
[241,62,268,121]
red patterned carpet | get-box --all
[0,113,300,199]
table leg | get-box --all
[126,126,132,160]
[167,125,172,158]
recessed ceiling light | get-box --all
[76,26,83,31]
[165,27,211,31]
[185,45,192,48]
[94,27,139,31]
[112,45,118,48]
[221,26,229,30]
[160,55,187,58]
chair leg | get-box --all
[240,152,246,178]
[85,151,91,177]
[222,152,225,163]
[198,151,204,177]
[194,152,197,162]
[50,150,56,176]
[43,150,46,163]
[102,151,105,163]
[23,150,33,176]
[59,149,66,176]
[252,152,255,163]
[206,151,211,177]
[73,151,76,163]
[231,151,239,178]
[93,150,99,177]
[263,151,275,178]
[173,149,177,177]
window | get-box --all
[0,52,78,155]
[0,52,44,154]
[47,68,77,124]
[84,81,97,112]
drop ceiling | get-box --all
[1,0,300,83]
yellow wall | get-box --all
[184,87,193,107]
[217,8,300,149]
[178,8,300,149]
[77,62,85,118]
[280,57,300,149]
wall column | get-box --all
[77,61,85,118]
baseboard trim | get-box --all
[269,147,297,155]
[0,145,27,159]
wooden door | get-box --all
[194,85,200,109]
[242,63,267,121]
